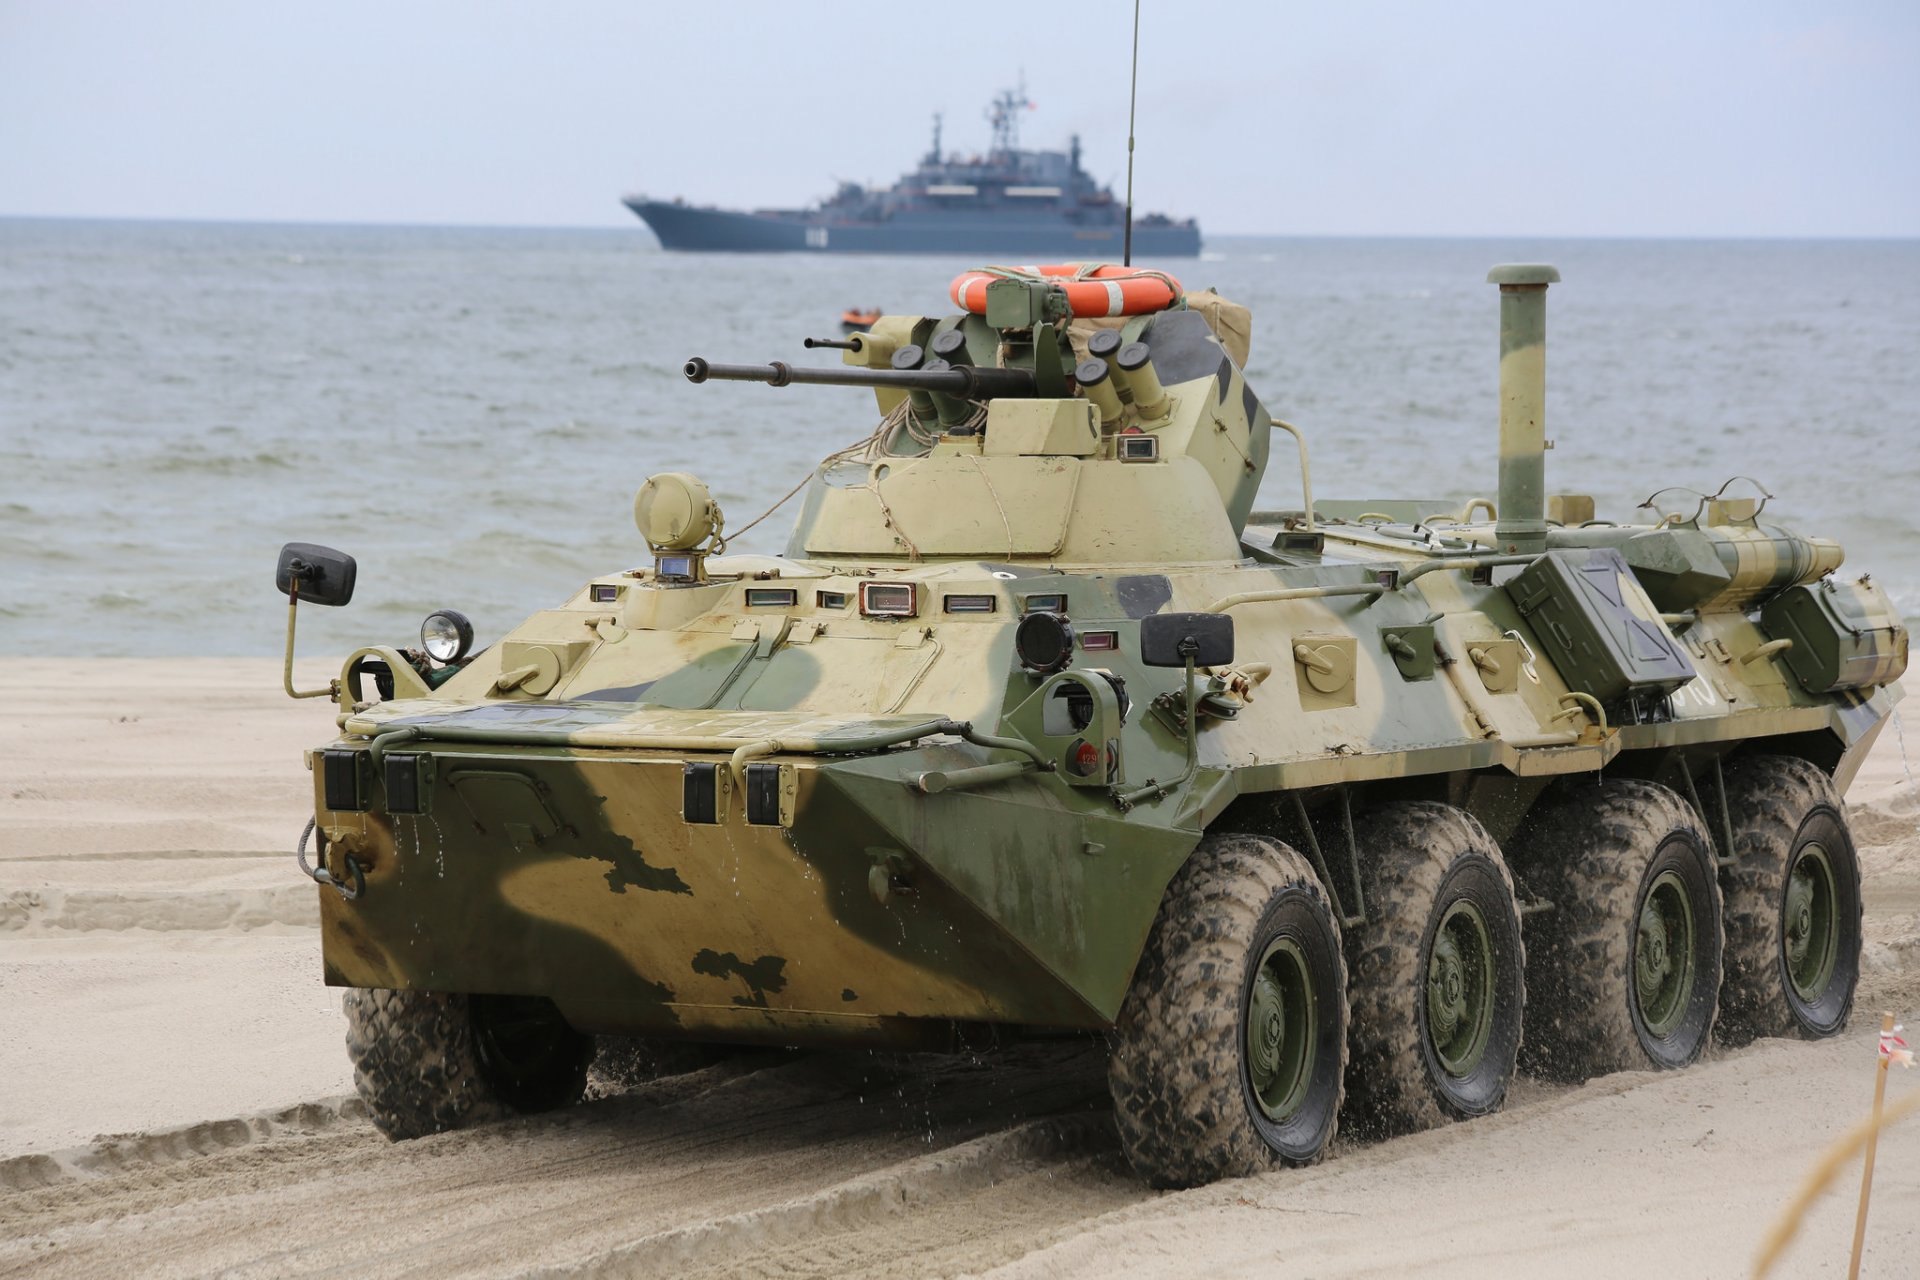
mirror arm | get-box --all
[1182,651,1199,772]
[1115,651,1203,810]
[282,594,336,700]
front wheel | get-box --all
[345,989,592,1140]
[1108,832,1348,1188]
[468,994,596,1113]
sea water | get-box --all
[2,218,1915,656]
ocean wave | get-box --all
[0,534,77,562]
[137,449,303,475]
[533,419,599,440]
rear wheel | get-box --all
[1517,779,1722,1080]
[1717,756,1862,1044]
[345,989,592,1139]
[1343,802,1525,1136]
[1109,832,1347,1188]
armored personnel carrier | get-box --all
[278,260,1906,1187]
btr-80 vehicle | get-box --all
[278,261,1907,1187]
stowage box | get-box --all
[1759,578,1910,694]
[1505,547,1697,703]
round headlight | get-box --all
[1014,611,1075,675]
[421,609,474,664]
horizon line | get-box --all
[3,212,1917,244]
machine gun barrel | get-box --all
[684,357,1037,399]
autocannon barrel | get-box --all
[683,357,1037,399]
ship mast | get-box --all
[985,77,1032,157]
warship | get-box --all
[623,86,1201,256]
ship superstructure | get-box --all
[624,85,1200,256]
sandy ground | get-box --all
[1,659,1917,1278]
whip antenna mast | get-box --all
[1123,0,1140,266]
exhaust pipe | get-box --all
[1487,264,1560,555]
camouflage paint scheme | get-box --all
[301,265,1908,1050]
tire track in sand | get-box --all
[0,1042,1120,1279]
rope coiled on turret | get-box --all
[722,395,986,552]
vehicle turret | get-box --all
[684,266,1270,565]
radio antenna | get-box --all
[1123,0,1140,266]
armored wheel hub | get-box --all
[1784,842,1840,1002]
[1425,900,1495,1078]
[1246,938,1314,1122]
[1634,870,1696,1038]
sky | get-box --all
[2,1,1916,237]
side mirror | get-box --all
[276,542,357,607]
[1139,611,1234,668]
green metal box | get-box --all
[1759,578,1910,694]
[985,278,1051,330]
[1505,547,1697,703]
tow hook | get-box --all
[296,818,366,901]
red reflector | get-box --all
[1069,740,1101,776]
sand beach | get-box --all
[1,659,1916,1277]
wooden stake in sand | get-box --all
[1849,1012,1910,1278]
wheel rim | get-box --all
[1426,899,1496,1078]
[1634,869,1697,1038]
[1784,841,1840,1004]
[1246,936,1315,1122]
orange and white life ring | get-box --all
[949,263,1182,319]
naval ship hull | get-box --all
[626,198,1202,257]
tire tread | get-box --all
[1518,779,1722,1080]
[1109,833,1348,1188]
[1344,802,1525,1135]
[344,988,501,1140]
[1717,755,1861,1043]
